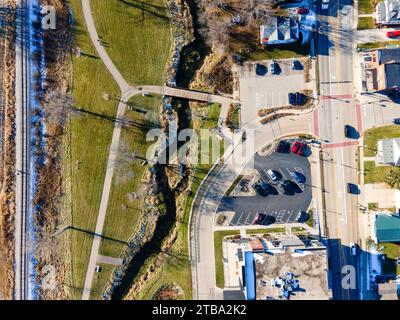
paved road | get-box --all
[317,0,361,300]
[190,111,314,299]
[14,0,31,300]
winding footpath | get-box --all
[79,0,232,299]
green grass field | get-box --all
[134,102,224,299]
[357,41,400,50]
[358,0,374,15]
[364,161,393,184]
[69,0,120,299]
[357,17,375,30]
[381,242,400,275]
[363,125,400,157]
[99,94,162,258]
[89,263,115,300]
[214,230,240,289]
[91,0,171,85]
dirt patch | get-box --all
[152,282,184,300]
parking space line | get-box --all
[236,211,244,226]
[287,210,296,222]
[244,212,253,225]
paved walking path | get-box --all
[80,0,233,299]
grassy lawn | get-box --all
[134,102,224,299]
[243,41,310,61]
[358,41,400,50]
[214,230,240,289]
[358,0,374,15]
[99,94,162,258]
[380,242,400,275]
[357,17,375,30]
[363,125,400,157]
[364,161,393,184]
[69,0,120,299]
[89,263,115,300]
[91,0,171,85]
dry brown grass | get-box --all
[32,0,72,300]
[0,0,17,300]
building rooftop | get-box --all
[378,282,399,300]
[376,0,400,25]
[377,138,400,165]
[254,250,330,300]
[375,213,400,242]
[260,16,299,45]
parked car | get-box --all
[267,169,278,181]
[255,63,268,76]
[322,0,330,10]
[386,30,400,38]
[347,183,358,194]
[291,60,302,70]
[291,140,306,155]
[291,171,305,184]
[282,180,295,195]
[297,7,309,15]
[288,92,296,105]
[270,61,279,74]
[253,213,266,225]
[254,184,268,196]
[350,243,357,256]
[393,118,400,125]
[344,125,351,138]
[295,92,305,105]
[276,140,289,153]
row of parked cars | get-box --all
[255,60,303,76]
[276,139,307,156]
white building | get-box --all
[377,138,400,165]
[376,0,400,26]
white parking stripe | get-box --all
[236,211,244,225]
[244,212,253,225]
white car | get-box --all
[350,243,357,256]
[267,169,278,181]
[322,0,329,10]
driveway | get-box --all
[355,28,399,44]
[218,150,312,226]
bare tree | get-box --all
[42,89,74,128]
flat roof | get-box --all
[255,250,330,300]
[375,213,400,242]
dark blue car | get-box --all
[288,92,296,105]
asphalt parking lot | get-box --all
[218,149,312,226]
[239,58,314,125]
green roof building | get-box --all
[375,213,400,243]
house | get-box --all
[361,48,400,92]
[378,282,399,300]
[260,16,299,45]
[375,213,400,243]
[376,0,400,26]
[377,138,400,166]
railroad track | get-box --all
[14,0,30,300]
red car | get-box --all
[297,7,309,14]
[253,213,266,225]
[387,30,400,38]
[291,141,306,155]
